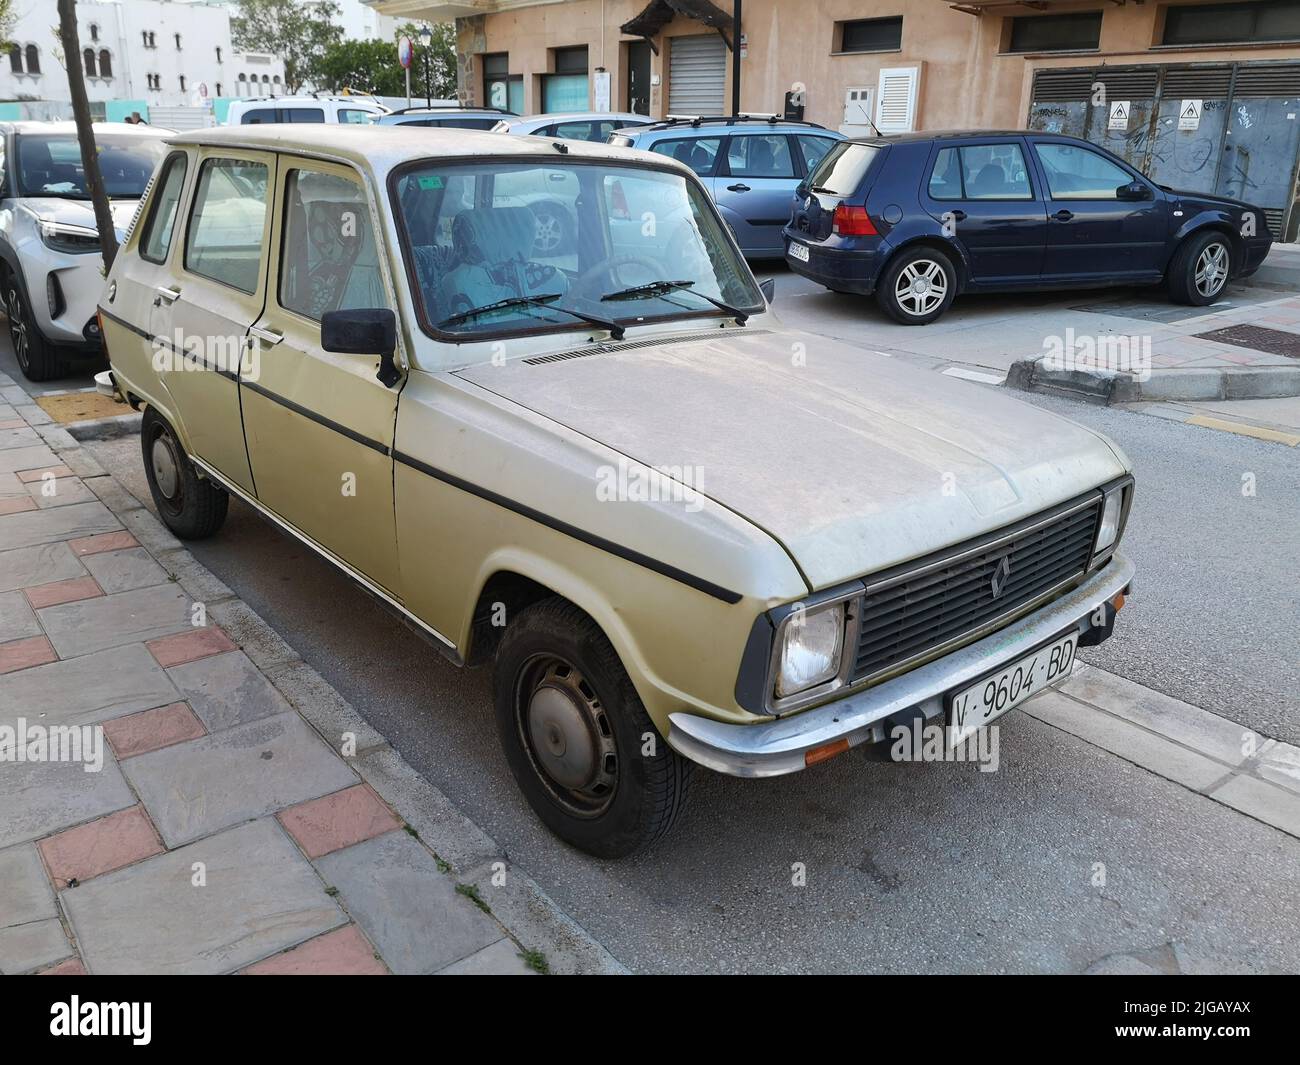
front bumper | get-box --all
[668,552,1134,777]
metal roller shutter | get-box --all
[669,33,726,115]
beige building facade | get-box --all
[370,0,1300,237]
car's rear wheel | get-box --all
[1168,230,1232,306]
[3,268,65,381]
[876,247,956,325]
[141,407,229,539]
[493,598,693,858]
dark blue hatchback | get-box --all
[783,131,1273,325]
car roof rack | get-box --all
[657,113,827,131]
[386,105,519,116]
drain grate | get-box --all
[1194,325,1300,359]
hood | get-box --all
[456,328,1128,590]
[25,197,141,242]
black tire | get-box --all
[875,246,957,325]
[493,598,693,858]
[140,407,228,539]
[1167,230,1232,306]
[3,267,65,381]
[529,202,572,257]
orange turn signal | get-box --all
[805,738,850,767]
[1111,593,1126,612]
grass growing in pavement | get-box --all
[519,949,550,975]
[456,883,491,914]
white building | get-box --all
[0,0,284,124]
[317,0,402,42]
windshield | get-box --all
[16,134,167,199]
[393,159,763,339]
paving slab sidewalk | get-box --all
[0,378,624,976]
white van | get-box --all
[225,96,388,126]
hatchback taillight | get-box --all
[832,204,878,236]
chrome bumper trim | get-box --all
[667,552,1134,778]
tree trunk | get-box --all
[56,0,118,270]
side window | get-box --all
[283,108,325,123]
[726,134,795,178]
[929,144,1032,200]
[140,152,188,264]
[1034,142,1131,200]
[184,157,269,293]
[280,168,384,321]
[338,109,371,124]
[651,137,721,177]
[240,108,275,124]
[551,120,596,141]
[796,135,837,176]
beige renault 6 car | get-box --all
[98,125,1134,857]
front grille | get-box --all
[852,498,1101,681]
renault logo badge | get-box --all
[991,556,1011,598]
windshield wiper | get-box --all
[601,279,749,326]
[439,293,625,338]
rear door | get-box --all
[1029,139,1168,282]
[156,147,276,494]
[919,139,1047,285]
[717,132,799,256]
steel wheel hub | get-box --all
[151,436,181,500]
[520,658,617,815]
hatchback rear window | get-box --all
[807,142,880,196]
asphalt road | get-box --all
[6,285,1299,973]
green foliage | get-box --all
[316,22,457,100]
[230,0,344,95]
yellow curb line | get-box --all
[1184,414,1300,447]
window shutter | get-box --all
[875,66,919,133]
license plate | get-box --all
[946,630,1077,744]
[789,241,810,263]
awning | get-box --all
[620,0,737,55]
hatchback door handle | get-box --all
[249,325,283,346]
[726,183,751,193]
[155,285,181,303]
[1054,209,1074,222]
[949,209,967,222]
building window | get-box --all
[89,23,99,42]
[84,47,97,77]
[543,46,589,112]
[24,44,39,73]
[482,51,523,112]
[837,17,903,54]
[216,46,223,63]
[215,82,222,96]
[175,33,183,50]
[179,75,187,92]
[143,31,156,49]
[1007,12,1103,53]
[7,44,21,74]
[99,50,112,78]
[1162,1,1300,46]
[147,73,160,91]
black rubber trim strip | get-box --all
[239,378,391,455]
[98,306,238,380]
[393,449,743,605]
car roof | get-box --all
[161,122,694,176]
[627,116,833,136]
[0,120,170,137]
[506,111,649,129]
[844,128,1066,146]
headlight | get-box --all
[38,220,101,255]
[775,602,846,698]
[1094,489,1123,553]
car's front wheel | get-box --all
[876,246,957,325]
[1168,230,1232,306]
[3,268,64,381]
[141,407,229,539]
[493,598,693,858]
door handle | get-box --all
[248,325,283,346]
[155,285,181,303]
[1054,209,1074,222]
[949,209,967,222]
[726,183,751,193]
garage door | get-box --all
[669,33,726,116]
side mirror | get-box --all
[759,277,776,304]
[1116,180,1152,202]
[321,308,400,388]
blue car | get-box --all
[784,131,1274,325]
[609,115,844,258]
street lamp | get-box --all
[418,25,432,109]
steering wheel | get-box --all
[571,254,663,302]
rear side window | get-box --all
[796,135,838,176]
[929,144,1032,200]
[139,152,188,264]
[726,134,795,178]
[240,108,274,124]
[283,108,325,123]
[338,109,372,124]
[184,157,270,293]
[808,142,879,196]
[651,136,721,176]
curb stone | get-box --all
[7,378,626,976]
[1007,356,1300,404]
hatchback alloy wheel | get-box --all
[6,286,29,373]
[894,259,948,317]
[1194,241,1229,299]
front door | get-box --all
[717,133,799,256]
[161,148,277,494]
[240,160,402,594]
[627,40,651,116]
[1030,139,1168,283]
[920,140,1047,285]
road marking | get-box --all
[1185,414,1300,447]
[942,366,1006,385]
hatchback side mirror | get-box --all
[1116,180,1152,202]
[321,308,400,387]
